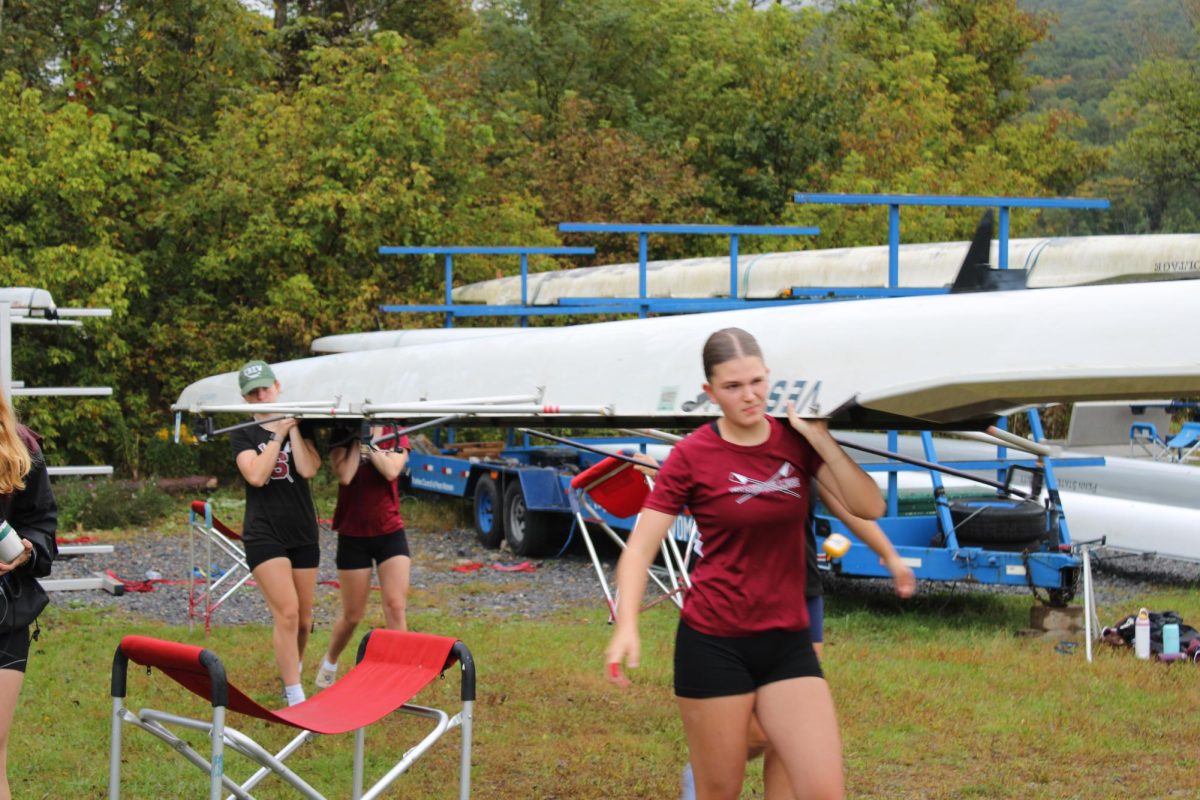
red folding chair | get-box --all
[569,456,696,619]
[187,500,253,634]
[108,629,475,800]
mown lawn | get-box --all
[17,575,1200,798]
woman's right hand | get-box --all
[0,539,32,573]
[275,417,299,437]
[604,625,640,688]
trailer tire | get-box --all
[504,481,555,557]
[473,476,504,549]
[948,498,1047,550]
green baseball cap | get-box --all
[238,360,276,395]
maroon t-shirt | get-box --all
[644,416,823,636]
[332,431,410,537]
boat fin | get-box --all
[950,211,1027,293]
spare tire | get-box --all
[948,498,1047,551]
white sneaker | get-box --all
[315,663,338,689]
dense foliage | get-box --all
[0,0,1192,474]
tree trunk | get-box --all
[117,476,219,493]
[274,0,287,30]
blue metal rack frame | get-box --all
[377,193,1114,600]
[792,193,1110,282]
[378,246,595,327]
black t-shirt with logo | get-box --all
[230,422,319,547]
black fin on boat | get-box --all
[950,210,1027,293]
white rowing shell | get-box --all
[174,281,1200,429]
[451,233,1200,304]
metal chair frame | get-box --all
[187,500,253,634]
[108,629,475,800]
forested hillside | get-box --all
[1024,0,1195,144]
[0,0,1195,474]
[1022,0,1200,233]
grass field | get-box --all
[15,561,1200,799]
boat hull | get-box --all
[175,281,1200,430]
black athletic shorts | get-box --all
[674,619,823,699]
[335,529,410,571]
[245,540,321,572]
[0,626,31,673]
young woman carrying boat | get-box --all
[231,360,321,706]
[314,423,411,689]
[605,327,884,800]
[680,490,916,799]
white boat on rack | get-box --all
[451,233,1200,305]
[175,280,1200,431]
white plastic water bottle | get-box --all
[0,521,24,562]
[1134,608,1151,660]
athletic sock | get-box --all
[284,683,306,706]
[680,762,696,800]
[320,657,338,673]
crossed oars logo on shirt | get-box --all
[728,462,802,504]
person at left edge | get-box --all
[231,360,321,707]
[0,394,57,800]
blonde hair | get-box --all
[0,394,31,495]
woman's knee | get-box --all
[694,772,745,800]
[383,598,407,622]
[272,603,301,630]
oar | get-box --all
[519,429,660,471]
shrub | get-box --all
[142,425,202,478]
[50,479,176,531]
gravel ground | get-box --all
[47,522,616,626]
[46,521,1200,629]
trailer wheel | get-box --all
[504,481,554,556]
[948,498,1047,550]
[473,476,504,548]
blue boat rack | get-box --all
[380,193,1112,603]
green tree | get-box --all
[791,0,1104,245]
[270,0,473,44]
[479,0,656,139]
[1103,55,1200,231]
[0,73,160,469]
[94,0,273,161]
[146,32,547,406]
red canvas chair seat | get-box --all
[570,456,650,518]
[109,629,475,800]
[190,499,243,542]
[568,454,695,619]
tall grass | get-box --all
[14,578,1200,799]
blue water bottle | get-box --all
[1162,623,1180,656]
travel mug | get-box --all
[0,521,25,562]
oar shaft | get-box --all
[834,437,1033,499]
[519,429,660,471]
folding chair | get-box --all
[1165,421,1200,462]
[108,629,475,800]
[188,500,254,634]
[1128,422,1168,459]
[568,456,696,619]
